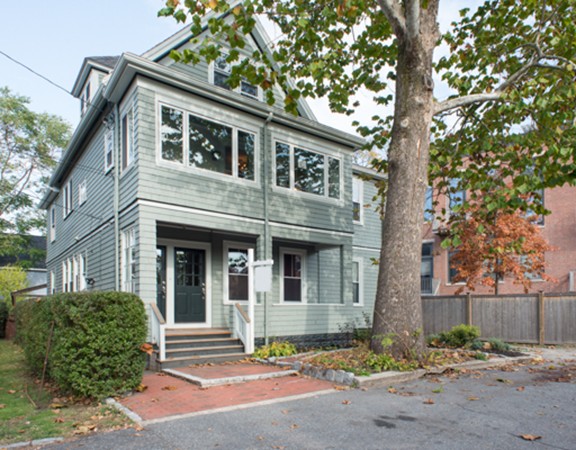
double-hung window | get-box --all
[122,106,135,170]
[275,142,341,200]
[104,123,114,172]
[213,54,259,99]
[352,258,362,305]
[280,249,306,303]
[122,228,136,293]
[62,180,73,218]
[352,177,363,223]
[50,206,56,242]
[160,104,256,181]
[78,180,87,206]
[224,243,253,303]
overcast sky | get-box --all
[0,1,480,135]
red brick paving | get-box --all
[172,362,293,379]
[120,370,334,421]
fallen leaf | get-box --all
[468,396,480,401]
[7,390,16,395]
[334,385,348,391]
[520,434,542,441]
[135,384,148,392]
[256,435,264,441]
[516,386,525,392]
[161,385,178,391]
[156,372,167,377]
[342,400,351,405]
[281,409,290,415]
[423,399,435,405]
[140,343,154,355]
[134,424,144,432]
[49,403,65,409]
[74,426,90,435]
[54,417,65,423]
[496,378,512,384]
[388,387,397,394]
[290,424,299,429]
[51,409,61,414]
[0,404,5,409]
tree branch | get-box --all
[376,0,406,37]
[434,93,503,115]
[404,0,420,40]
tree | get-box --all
[0,87,70,259]
[448,204,554,295]
[0,266,28,309]
[159,1,576,358]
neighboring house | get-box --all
[0,235,48,297]
[421,184,576,295]
[39,14,383,365]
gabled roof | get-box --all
[71,55,120,97]
[141,14,317,121]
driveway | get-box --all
[46,348,576,450]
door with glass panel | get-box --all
[174,248,206,323]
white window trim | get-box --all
[104,124,115,172]
[353,177,364,225]
[156,101,260,185]
[352,257,363,306]
[208,56,263,101]
[50,206,56,242]
[272,137,343,204]
[78,179,87,206]
[223,241,254,305]
[62,180,73,218]
[50,271,55,295]
[75,253,87,291]
[121,105,135,171]
[122,227,136,293]
[279,247,307,304]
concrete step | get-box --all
[165,328,232,342]
[158,352,248,369]
[166,337,241,350]
[166,344,245,358]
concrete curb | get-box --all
[2,437,65,449]
[106,397,144,426]
[163,368,298,387]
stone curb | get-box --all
[106,397,144,425]
[2,437,65,449]
[264,352,536,389]
[163,368,299,388]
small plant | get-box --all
[432,386,444,394]
[253,341,297,359]
[429,324,481,348]
[469,338,512,353]
[474,352,489,361]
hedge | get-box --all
[14,291,147,399]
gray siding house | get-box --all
[40,15,382,366]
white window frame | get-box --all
[279,248,307,304]
[352,257,363,306]
[80,82,90,116]
[122,228,136,293]
[209,54,262,101]
[273,139,343,202]
[121,105,135,171]
[78,179,87,206]
[157,101,260,184]
[104,124,115,172]
[74,253,87,291]
[352,177,364,225]
[62,261,67,292]
[50,271,56,295]
[50,206,56,242]
[62,258,74,292]
[62,180,73,218]
[223,241,254,305]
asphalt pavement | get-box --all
[44,348,576,450]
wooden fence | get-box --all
[422,292,576,344]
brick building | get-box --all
[421,184,576,295]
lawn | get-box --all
[0,339,132,445]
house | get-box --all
[39,14,383,366]
[0,234,47,297]
[421,184,576,295]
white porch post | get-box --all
[247,249,256,354]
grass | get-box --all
[0,340,132,445]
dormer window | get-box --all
[212,54,259,100]
[80,82,90,116]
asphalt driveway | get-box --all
[45,348,576,450]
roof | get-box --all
[0,235,46,269]
[71,55,120,97]
[88,55,120,69]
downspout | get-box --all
[113,105,121,291]
[263,112,274,345]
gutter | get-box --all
[262,111,274,345]
[113,105,120,291]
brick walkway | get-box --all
[173,362,292,379]
[119,366,334,422]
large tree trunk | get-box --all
[371,3,439,358]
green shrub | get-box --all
[14,291,147,399]
[429,324,481,348]
[253,341,297,359]
[469,338,511,352]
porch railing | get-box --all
[149,303,166,361]
[233,302,254,354]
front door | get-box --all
[174,248,206,323]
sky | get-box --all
[0,1,479,135]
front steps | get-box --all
[154,328,248,370]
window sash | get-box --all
[105,126,114,171]
[122,229,136,293]
[122,107,135,170]
[282,252,303,302]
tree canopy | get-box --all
[0,87,70,260]
[159,0,576,358]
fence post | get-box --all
[538,291,545,345]
[466,293,473,326]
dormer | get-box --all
[72,56,119,118]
